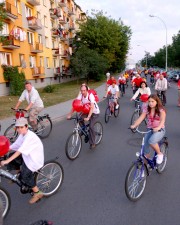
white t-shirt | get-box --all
[10,130,44,172]
[77,93,100,114]
[107,85,119,95]
[19,87,44,108]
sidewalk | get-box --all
[0,83,107,134]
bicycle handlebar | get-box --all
[11,108,27,112]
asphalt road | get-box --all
[3,79,180,225]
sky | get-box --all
[75,0,180,65]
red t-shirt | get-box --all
[133,77,143,87]
[177,79,180,89]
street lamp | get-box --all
[149,15,168,71]
[137,45,147,68]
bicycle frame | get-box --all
[71,114,89,137]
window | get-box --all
[41,78,44,83]
[0,23,9,36]
[27,31,34,44]
[53,58,56,68]
[19,54,26,67]
[44,16,47,27]
[37,11,40,19]
[45,36,49,48]
[38,34,42,43]
[46,57,50,68]
[0,52,12,65]
[40,56,43,67]
[25,6,32,17]
[15,0,20,13]
[43,0,46,6]
[29,56,36,68]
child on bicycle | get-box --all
[131,94,166,164]
[0,117,44,204]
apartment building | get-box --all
[0,0,86,96]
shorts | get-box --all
[29,107,44,122]
[143,128,166,155]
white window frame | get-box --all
[38,34,42,44]
[46,57,50,68]
[27,31,34,44]
[0,23,9,36]
[45,36,49,48]
[0,52,12,65]
[29,56,36,68]
[40,56,43,67]
[44,15,47,27]
[25,6,32,17]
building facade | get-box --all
[0,0,86,96]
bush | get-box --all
[43,85,55,93]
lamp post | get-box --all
[149,15,168,71]
[137,45,147,68]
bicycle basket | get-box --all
[15,111,24,119]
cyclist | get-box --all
[104,80,119,110]
[132,73,143,94]
[0,117,44,204]
[14,81,44,131]
[131,94,166,164]
[118,74,126,95]
[67,84,100,149]
[106,71,110,81]
[155,73,167,105]
[131,81,151,102]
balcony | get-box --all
[54,67,60,75]
[1,35,20,49]
[52,49,61,56]
[27,16,42,30]
[68,8,75,16]
[58,0,67,7]
[60,34,68,41]
[60,50,69,58]
[5,2,18,20]
[26,0,40,6]
[51,30,59,37]
[30,43,43,53]
[59,18,67,24]
[32,67,45,77]
[49,8,61,19]
[69,23,75,31]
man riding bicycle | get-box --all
[0,117,44,204]
[104,80,119,110]
[67,84,100,149]
[155,74,167,105]
[14,81,44,131]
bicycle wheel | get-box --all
[130,111,139,133]
[156,143,168,174]
[65,132,82,160]
[105,106,111,123]
[4,124,18,143]
[36,161,64,196]
[94,121,103,145]
[125,162,147,201]
[114,104,120,117]
[0,187,11,218]
[37,117,52,139]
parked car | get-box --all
[167,71,176,80]
[172,71,180,82]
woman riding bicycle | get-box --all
[131,94,166,164]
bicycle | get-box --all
[65,113,103,160]
[104,96,120,123]
[125,128,168,201]
[157,90,166,106]
[130,100,147,133]
[0,155,64,218]
[4,108,53,143]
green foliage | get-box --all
[43,85,55,93]
[2,65,25,96]
[0,3,7,42]
[70,45,108,82]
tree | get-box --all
[0,3,7,42]
[74,10,131,74]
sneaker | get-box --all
[29,191,43,204]
[156,153,163,164]
[115,104,119,109]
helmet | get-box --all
[82,103,91,114]
[72,99,83,112]
[140,94,149,102]
[0,136,10,157]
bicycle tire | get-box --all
[114,104,120,117]
[0,187,11,218]
[156,142,168,174]
[36,161,64,196]
[65,132,82,160]
[94,121,103,145]
[4,124,18,143]
[36,117,52,139]
[105,106,111,123]
[125,162,147,201]
[130,111,139,133]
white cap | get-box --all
[15,118,28,127]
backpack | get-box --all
[88,89,99,102]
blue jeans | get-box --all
[143,128,166,155]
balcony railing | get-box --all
[32,67,45,76]
[60,50,69,58]
[58,0,67,7]
[6,2,18,19]
[49,8,61,19]
[26,0,40,6]
[27,16,42,30]
[1,35,20,49]
[52,49,61,56]
[68,8,75,16]
[54,67,60,75]
[30,43,43,53]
